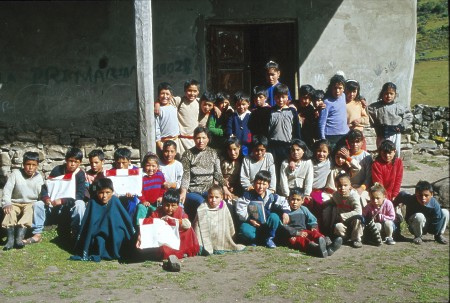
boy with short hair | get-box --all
[394,181,449,245]
[159,140,183,189]
[86,149,105,187]
[171,79,201,154]
[236,170,290,248]
[198,91,215,127]
[280,188,342,257]
[267,84,301,173]
[2,152,44,250]
[155,82,181,154]
[208,92,233,149]
[226,92,252,156]
[248,86,271,138]
[32,147,86,242]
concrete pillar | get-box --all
[134,0,155,157]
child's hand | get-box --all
[360,98,367,109]
[126,193,133,198]
[282,213,290,225]
[142,201,151,207]
[136,234,141,249]
[249,219,261,227]
[156,197,163,204]
[179,189,187,204]
[351,118,361,126]
[247,186,254,191]
[154,102,161,115]
[3,205,12,215]
[51,199,62,207]
[213,106,222,118]
[156,141,164,151]
[298,231,308,238]
[338,147,351,159]
[288,160,296,171]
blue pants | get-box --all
[239,213,281,245]
[184,192,207,222]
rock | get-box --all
[0,152,11,166]
[45,145,67,160]
[400,149,413,163]
[412,132,419,142]
[75,138,98,146]
[433,179,449,208]
[130,148,140,159]
[42,134,59,145]
[16,132,40,142]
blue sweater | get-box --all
[226,112,252,156]
[318,93,349,138]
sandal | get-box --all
[23,235,42,245]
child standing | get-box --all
[198,91,215,127]
[318,74,350,151]
[2,152,44,250]
[264,61,292,107]
[207,92,233,149]
[345,80,369,133]
[135,153,166,226]
[226,92,252,156]
[280,188,343,257]
[267,84,301,173]
[240,135,277,192]
[311,89,326,143]
[194,185,245,255]
[248,86,271,138]
[295,84,316,148]
[171,79,201,154]
[236,170,290,248]
[279,139,314,198]
[328,173,364,248]
[155,82,181,154]
[363,183,396,245]
[159,140,183,190]
[372,140,403,201]
[394,181,448,245]
[368,82,413,156]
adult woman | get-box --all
[180,126,231,222]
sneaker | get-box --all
[317,237,328,258]
[327,237,343,256]
[385,237,396,245]
[266,237,276,249]
[352,240,363,248]
[413,237,423,245]
[434,234,448,244]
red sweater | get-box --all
[372,158,403,200]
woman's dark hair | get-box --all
[162,188,180,204]
[377,140,397,163]
[65,147,83,161]
[254,170,271,184]
[23,151,40,163]
[252,135,269,149]
[193,126,211,141]
[290,139,312,160]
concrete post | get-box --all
[134,0,155,157]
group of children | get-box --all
[1,61,448,264]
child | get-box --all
[171,79,201,154]
[325,147,361,192]
[194,185,245,255]
[295,84,316,148]
[72,178,134,261]
[135,153,166,226]
[267,84,301,173]
[328,172,363,248]
[2,152,44,250]
[264,61,292,107]
[308,140,332,221]
[280,188,342,257]
[159,140,183,190]
[198,91,215,127]
[343,129,372,206]
[311,89,326,143]
[35,147,86,241]
[240,135,277,192]
[137,188,200,263]
[155,82,181,154]
[221,137,244,199]
[372,140,403,201]
[394,181,448,245]
[345,79,369,134]
[85,149,105,199]
[279,139,313,198]
[110,147,140,218]
[236,170,290,248]
[208,92,233,149]
[248,86,271,138]
[368,82,413,156]
[226,92,252,156]
[363,183,396,245]
[318,74,349,151]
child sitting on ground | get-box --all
[136,188,200,267]
[159,140,183,190]
[240,135,276,192]
[236,170,290,248]
[280,188,342,257]
[226,92,252,156]
[194,185,245,255]
[2,152,44,250]
[135,153,166,226]
[279,139,313,198]
[85,149,105,199]
[363,183,396,245]
[155,82,181,154]
[394,181,449,245]
[328,172,364,248]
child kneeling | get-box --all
[236,170,290,248]
[280,188,342,258]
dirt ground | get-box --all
[0,153,448,303]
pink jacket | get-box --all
[362,199,395,223]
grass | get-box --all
[411,60,449,107]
